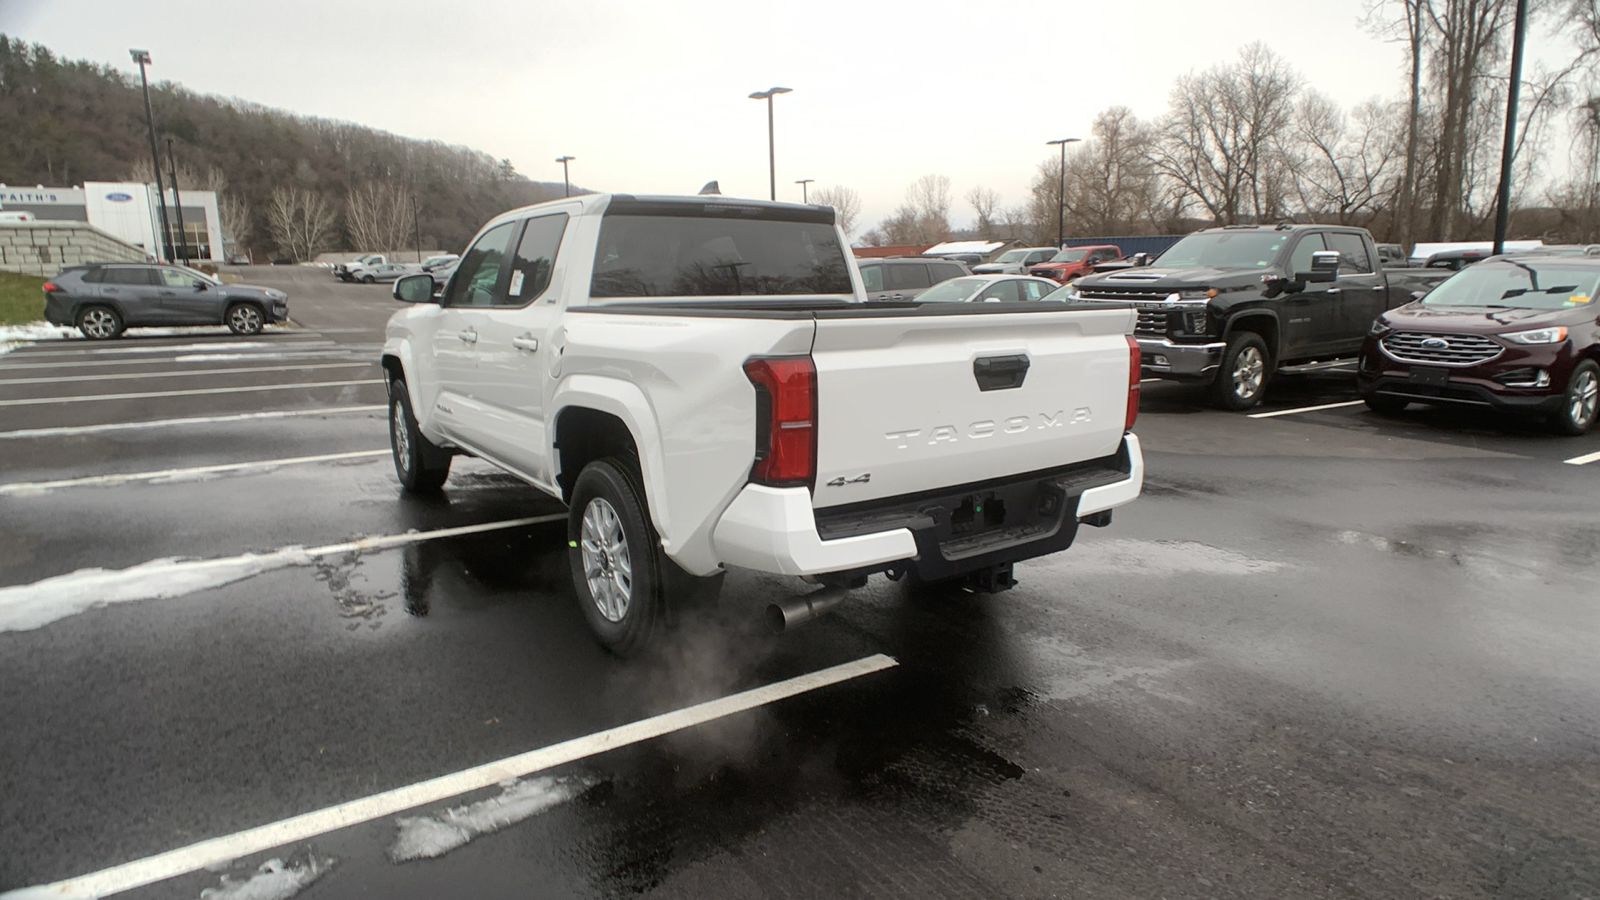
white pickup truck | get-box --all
[382,194,1144,653]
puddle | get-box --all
[1023,539,1288,578]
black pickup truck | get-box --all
[1069,224,1449,408]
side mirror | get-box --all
[394,273,438,304]
[193,280,208,291]
[1410,290,1426,301]
[1297,250,1340,284]
[1132,252,1150,267]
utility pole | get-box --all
[411,195,422,262]
[556,156,574,198]
[166,138,189,265]
[131,49,172,262]
[748,87,792,201]
[1492,0,1530,256]
[795,178,813,203]
[1046,138,1081,249]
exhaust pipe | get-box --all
[766,587,850,634]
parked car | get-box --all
[1068,224,1452,409]
[1376,243,1407,266]
[382,193,1144,654]
[42,262,289,340]
[1358,254,1600,434]
[419,254,460,272]
[335,254,387,281]
[856,257,969,302]
[1029,245,1123,283]
[428,260,457,294]
[353,262,420,284]
[973,247,1058,275]
[1423,248,1489,270]
[911,275,1062,304]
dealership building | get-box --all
[0,182,226,263]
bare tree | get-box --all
[869,176,954,244]
[810,185,861,236]
[1155,43,1301,224]
[345,181,415,253]
[1064,106,1164,234]
[219,194,253,251]
[966,186,1001,236]
[1286,92,1404,225]
[268,186,337,261]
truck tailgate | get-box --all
[810,306,1135,510]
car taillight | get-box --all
[744,356,816,487]
[1125,335,1141,432]
[41,282,58,292]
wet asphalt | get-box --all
[1,267,1598,899]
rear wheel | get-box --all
[76,304,123,340]
[388,378,452,492]
[361,274,375,284]
[225,302,264,335]
[1209,332,1271,410]
[1552,360,1600,436]
[568,459,665,656]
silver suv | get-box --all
[42,263,290,339]
[856,257,970,302]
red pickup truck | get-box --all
[1029,244,1123,283]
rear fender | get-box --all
[551,374,672,551]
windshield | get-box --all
[1155,232,1288,269]
[915,277,983,303]
[1421,259,1600,310]
[994,249,1027,264]
[591,213,851,297]
[1049,249,1087,263]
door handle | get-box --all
[1372,285,1385,291]
[512,335,539,352]
[1325,287,1342,295]
[458,329,478,344]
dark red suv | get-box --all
[1357,255,1600,434]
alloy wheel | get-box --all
[390,398,411,471]
[229,305,263,334]
[81,309,117,338]
[1233,346,1265,399]
[1572,368,1598,427]
[580,497,633,623]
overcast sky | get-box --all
[0,0,1572,233]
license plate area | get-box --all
[1408,365,1450,387]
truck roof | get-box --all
[489,192,838,227]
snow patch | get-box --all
[389,775,595,862]
[199,853,334,900]
[0,322,78,355]
[0,549,311,632]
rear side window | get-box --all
[886,263,930,290]
[859,263,884,292]
[1326,232,1373,273]
[104,267,154,285]
[591,209,851,297]
[446,221,518,307]
[506,214,568,305]
[80,269,105,283]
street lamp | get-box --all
[556,156,575,198]
[795,178,814,203]
[165,137,188,265]
[1045,137,1081,249]
[748,87,792,201]
[130,49,173,262]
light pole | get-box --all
[795,178,813,203]
[1491,0,1529,255]
[131,49,172,262]
[748,87,792,201]
[411,195,422,263]
[1045,138,1081,249]
[556,156,575,198]
[166,138,188,265]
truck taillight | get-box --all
[744,356,816,487]
[1125,335,1141,432]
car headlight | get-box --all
[1369,318,1393,336]
[1503,326,1568,344]
[1167,289,1217,302]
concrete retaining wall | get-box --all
[0,222,149,277]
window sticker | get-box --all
[1568,294,1591,304]
[509,270,526,296]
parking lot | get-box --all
[2,267,1599,899]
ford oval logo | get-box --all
[105,192,133,202]
[1421,337,1450,350]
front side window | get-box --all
[1288,234,1328,274]
[591,208,850,297]
[505,214,568,305]
[157,268,194,287]
[446,221,517,307]
[929,263,964,283]
[979,280,1022,303]
[1021,280,1052,301]
[104,267,154,285]
[886,263,930,290]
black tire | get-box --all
[1209,331,1272,410]
[76,304,123,340]
[361,274,375,284]
[568,458,665,656]
[388,378,452,492]
[1551,359,1600,436]
[1363,392,1410,416]
[225,302,264,335]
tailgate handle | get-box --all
[973,354,1030,391]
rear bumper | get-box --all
[1137,338,1225,378]
[711,434,1143,579]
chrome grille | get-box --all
[1379,331,1502,366]
[1134,308,1170,336]
[1079,288,1170,303]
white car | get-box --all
[972,247,1058,275]
[351,262,419,284]
[335,254,386,281]
[381,194,1144,654]
[913,275,1063,303]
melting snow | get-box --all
[0,323,78,355]
[389,776,594,862]
[198,854,334,900]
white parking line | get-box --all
[0,362,373,386]
[0,379,384,407]
[1564,450,1600,465]
[0,406,387,440]
[0,450,388,495]
[2,340,336,359]
[0,350,372,371]
[0,654,897,900]
[1248,400,1366,419]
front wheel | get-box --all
[388,378,452,492]
[568,459,664,656]
[361,275,375,284]
[1552,360,1600,435]
[225,302,264,335]
[1209,332,1272,410]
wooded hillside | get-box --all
[0,36,563,258]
